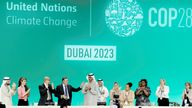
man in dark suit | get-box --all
[56,77,84,108]
[38,76,56,105]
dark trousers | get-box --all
[158,98,169,106]
[18,99,29,106]
[97,102,107,106]
[59,100,70,108]
[45,100,54,105]
[113,100,120,108]
[182,98,192,106]
[0,104,6,108]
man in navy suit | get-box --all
[56,77,84,108]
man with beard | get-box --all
[1,77,16,106]
[97,79,109,106]
[82,73,98,106]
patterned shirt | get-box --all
[135,87,151,106]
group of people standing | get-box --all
[0,73,192,108]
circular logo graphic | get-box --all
[105,0,143,37]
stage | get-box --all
[5,106,189,108]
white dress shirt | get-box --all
[44,83,51,101]
[97,86,109,102]
[63,84,69,99]
[156,85,169,99]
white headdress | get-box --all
[1,77,10,87]
[86,73,96,82]
[97,79,105,86]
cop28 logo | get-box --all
[105,0,143,37]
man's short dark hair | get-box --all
[62,77,68,81]
[114,82,118,84]
[126,82,133,88]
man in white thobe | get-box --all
[1,77,16,106]
[97,79,109,106]
[0,87,2,103]
[82,73,98,106]
[0,87,6,108]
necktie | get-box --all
[64,86,68,97]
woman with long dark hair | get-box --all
[17,77,30,106]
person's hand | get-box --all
[80,82,85,88]
[26,89,30,94]
[112,91,115,95]
[143,88,147,92]
[61,95,64,99]
[44,83,49,89]
[63,95,67,99]
[101,91,105,94]
[12,83,16,90]
[61,95,67,99]
[84,85,88,92]
[160,85,164,90]
[138,87,142,91]
[87,86,91,90]
[184,89,187,95]
[84,89,88,92]
[52,83,54,89]
[86,85,90,90]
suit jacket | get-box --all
[56,84,81,106]
[38,84,55,105]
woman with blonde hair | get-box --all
[182,82,192,106]
[110,82,121,108]
[156,79,169,106]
